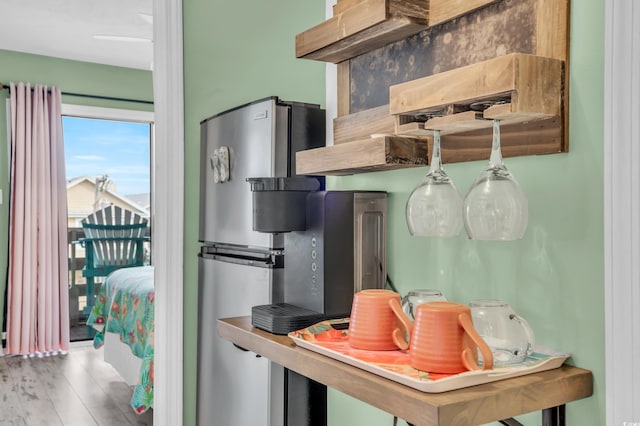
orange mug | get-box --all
[391,301,494,374]
[348,289,410,351]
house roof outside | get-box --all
[126,193,151,214]
[67,176,149,225]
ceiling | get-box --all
[0,0,153,71]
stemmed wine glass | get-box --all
[463,119,528,240]
[406,129,463,237]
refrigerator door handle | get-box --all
[199,251,283,268]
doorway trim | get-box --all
[604,0,640,423]
[61,104,154,123]
[152,0,184,424]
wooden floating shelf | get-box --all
[333,104,396,144]
[395,102,563,137]
[296,135,428,176]
[296,0,502,64]
[303,48,565,176]
[438,117,563,164]
[295,0,429,64]
[390,53,564,119]
[298,115,563,177]
[332,0,366,17]
[397,111,489,136]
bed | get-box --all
[86,265,155,414]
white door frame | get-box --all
[604,0,640,423]
[152,0,184,424]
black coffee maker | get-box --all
[247,176,387,334]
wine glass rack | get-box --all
[294,0,570,176]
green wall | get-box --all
[0,49,153,337]
[182,1,326,423]
[183,2,604,425]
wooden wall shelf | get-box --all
[297,53,564,175]
[296,135,428,176]
[294,0,570,176]
[298,116,563,176]
[390,53,564,121]
[295,0,503,64]
[295,0,429,64]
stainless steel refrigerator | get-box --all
[197,97,326,426]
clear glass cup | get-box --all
[401,289,447,320]
[469,299,536,366]
[463,119,528,240]
[406,130,463,237]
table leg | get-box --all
[542,405,565,426]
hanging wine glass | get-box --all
[406,129,463,237]
[463,119,528,240]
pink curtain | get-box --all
[6,82,70,356]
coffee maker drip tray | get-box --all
[251,303,325,335]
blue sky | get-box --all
[63,116,150,196]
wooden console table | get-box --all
[217,317,593,426]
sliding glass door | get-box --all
[62,108,153,342]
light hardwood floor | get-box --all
[0,345,153,425]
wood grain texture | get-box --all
[428,0,499,26]
[218,317,593,426]
[397,112,492,136]
[0,346,152,426]
[423,111,488,134]
[296,0,387,59]
[389,53,563,117]
[298,0,570,175]
[396,121,431,137]
[440,117,563,163]
[333,0,367,16]
[298,20,428,64]
[296,0,428,63]
[334,104,396,143]
[536,0,571,152]
[4,355,65,425]
[398,117,562,163]
[349,0,535,112]
[296,135,428,175]
[337,61,351,117]
[536,0,570,60]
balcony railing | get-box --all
[67,226,152,321]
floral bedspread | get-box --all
[87,265,154,414]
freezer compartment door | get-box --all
[196,256,284,426]
[199,98,287,249]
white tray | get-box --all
[288,318,570,393]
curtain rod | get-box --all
[0,83,154,106]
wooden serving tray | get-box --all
[289,318,570,393]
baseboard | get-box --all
[69,340,93,348]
